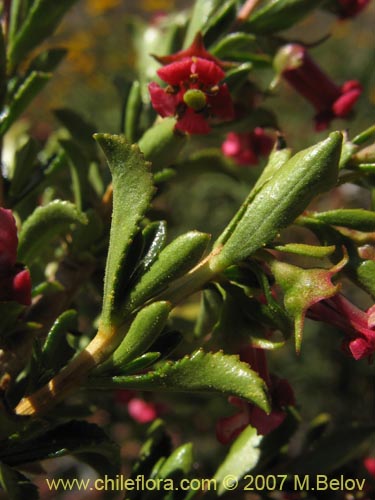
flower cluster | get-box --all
[216,346,295,443]
[149,35,234,134]
[275,44,362,130]
[0,208,31,306]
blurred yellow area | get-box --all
[85,0,122,15]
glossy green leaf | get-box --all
[124,231,210,313]
[0,463,38,500]
[138,118,187,171]
[0,421,120,477]
[18,200,88,265]
[97,301,171,374]
[244,0,325,34]
[288,424,375,474]
[314,209,375,232]
[134,221,168,279]
[353,125,375,146]
[210,132,342,272]
[214,426,262,496]
[155,443,193,479]
[8,0,79,68]
[113,352,161,376]
[94,134,154,326]
[0,71,50,137]
[91,350,270,412]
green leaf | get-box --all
[138,118,187,171]
[0,462,38,500]
[288,424,375,474]
[0,421,120,477]
[183,0,232,48]
[126,420,172,500]
[243,0,325,34]
[41,309,78,372]
[314,209,375,232]
[214,426,262,496]
[59,139,92,211]
[123,231,210,313]
[0,24,6,108]
[94,134,154,326]
[27,47,67,74]
[112,352,161,376]
[90,350,270,412]
[97,301,171,374]
[273,243,336,258]
[194,285,223,337]
[201,0,238,47]
[223,63,253,92]
[210,132,342,272]
[8,0,79,69]
[211,32,258,58]
[9,138,39,199]
[155,443,193,480]
[0,71,50,137]
[124,81,143,143]
[54,108,97,160]
[18,200,88,265]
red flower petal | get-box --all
[127,398,158,424]
[0,208,18,269]
[333,83,362,117]
[148,82,177,117]
[154,33,224,68]
[175,107,211,134]
[191,57,225,86]
[157,59,193,85]
[207,84,234,120]
[11,268,32,306]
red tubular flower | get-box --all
[0,208,31,306]
[274,44,362,131]
[337,0,371,18]
[216,346,295,444]
[308,294,375,361]
[221,128,275,166]
[149,36,234,134]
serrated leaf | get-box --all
[243,0,325,34]
[0,421,120,477]
[18,200,87,265]
[90,350,270,412]
[314,209,375,232]
[0,462,38,500]
[214,426,262,495]
[94,134,154,326]
[0,71,50,137]
[211,132,342,271]
[8,0,79,68]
